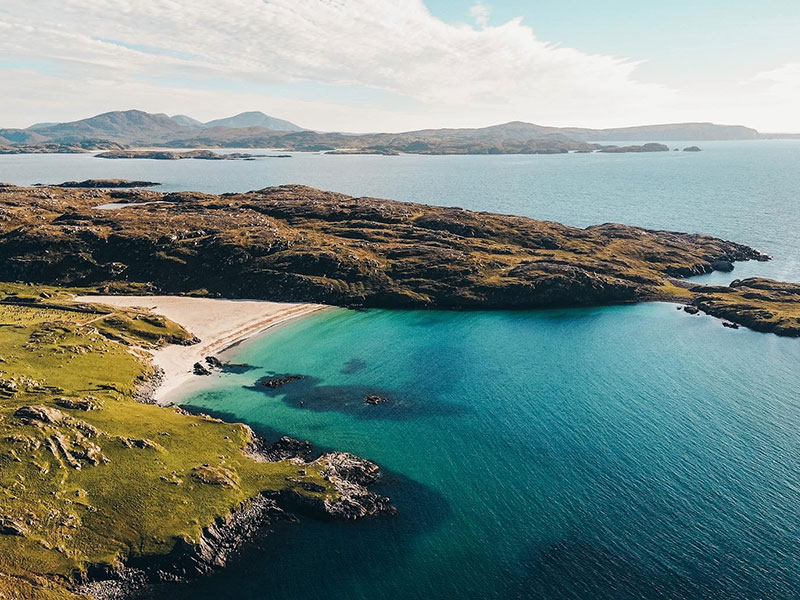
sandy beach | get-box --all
[74,295,327,404]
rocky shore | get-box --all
[689,278,800,336]
[75,428,394,599]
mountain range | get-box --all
[0,109,771,155]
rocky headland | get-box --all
[0,183,796,335]
[688,278,800,336]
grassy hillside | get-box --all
[0,284,340,599]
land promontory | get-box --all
[0,183,797,335]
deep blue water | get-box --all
[2,142,799,598]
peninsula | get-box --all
[0,183,797,336]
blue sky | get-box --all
[1,0,799,131]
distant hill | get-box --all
[0,110,780,155]
[560,122,760,141]
[21,110,188,144]
[170,114,204,129]
[203,111,305,132]
[0,110,305,148]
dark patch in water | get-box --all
[341,357,367,374]
[243,372,468,420]
[512,537,799,600]
[179,404,451,527]
[219,362,258,374]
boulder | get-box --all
[14,405,64,424]
[193,362,212,376]
[259,374,304,388]
[266,436,313,461]
[0,518,27,536]
[711,259,734,272]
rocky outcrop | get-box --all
[14,404,65,424]
[193,362,212,376]
[75,431,395,598]
[259,374,305,388]
[364,394,389,405]
[262,436,313,461]
[54,396,100,411]
[276,451,396,520]
[689,278,800,336]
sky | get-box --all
[1,0,799,132]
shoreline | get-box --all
[74,295,328,404]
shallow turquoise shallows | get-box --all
[3,142,799,598]
[164,304,800,600]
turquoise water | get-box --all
[3,143,800,597]
[166,304,800,599]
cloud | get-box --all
[469,3,491,28]
[5,0,795,131]
[748,63,800,98]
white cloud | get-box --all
[0,0,797,131]
[469,3,491,28]
[748,63,800,98]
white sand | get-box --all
[74,296,326,404]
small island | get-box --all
[598,143,670,153]
[95,150,290,160]
[37,179,161,188]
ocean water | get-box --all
[1,141,799,282]
[2,142,800,598]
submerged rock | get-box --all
[364,394,389,405]
[258,374,305,389]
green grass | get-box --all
[0,284,335,599]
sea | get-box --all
[2,141,800,599]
